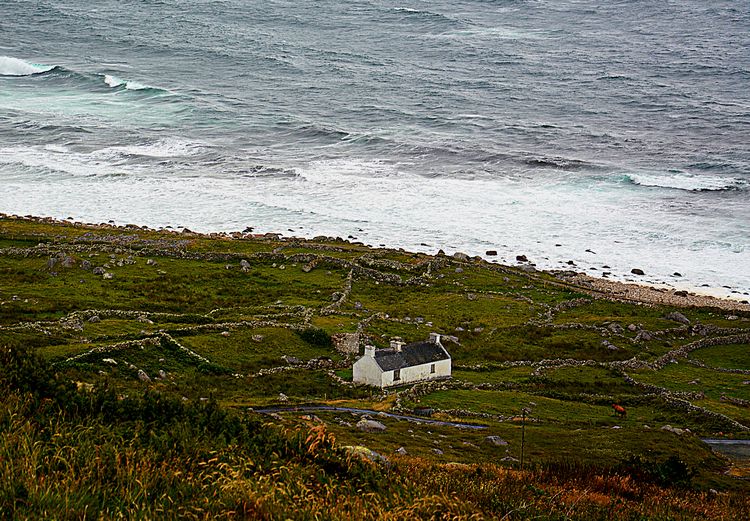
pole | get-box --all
[520,408,525,470]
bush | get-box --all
[297,327,332,347]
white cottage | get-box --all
[353,333,451,388]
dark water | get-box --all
[1,0,749,297]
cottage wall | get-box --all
[353,355,384,387]
[382,359,451,387]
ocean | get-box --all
[1,0,748,299]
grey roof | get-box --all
[373,341,450,372]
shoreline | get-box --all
[2,212,749,313]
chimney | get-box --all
[364,345,375,357]
[429,332,441,344]
[390,338,404,352]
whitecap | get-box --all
[0,56,55,76]
[102,74,164,92]
[626,171,748,192]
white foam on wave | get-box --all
[627,171,747,192]
[102,74,160,91]
[0,138,203,177]
[0,56,55,76]
[1,156,748,299]
[97,138,204,158]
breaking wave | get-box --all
[0,56,56,76]
[625,172,749,192]
[102,74,166,93]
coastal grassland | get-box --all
[630,363,750,402]
[177,327,342,373]
[2,215,750,518]
[690,343,750,370]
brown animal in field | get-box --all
[612,404,626,418]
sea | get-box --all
[1,0,749,299]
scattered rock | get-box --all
[485,250,497,256]
[356,419,387,433]
[431,448,444,455]
[673,272,682,277]
[102,358,117,365]
[92,267,105,275]
[634,330,652,342]
[102,272,114,280]
[674,290,689,297]
[158,369,167,379]
[627,323,638,332]
[137,370,151,383]
[453,252,470,261]
[88,315,101,323]
[630,268,645,275]
[395,447,408,456]
[80,260,92,270]
[516,255,528,262]
[455,267,463,273]
[500,456,519,463]
[277,393,289,403]
[252,335,264,342]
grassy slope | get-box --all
[1,216,750,519]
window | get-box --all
[430,364,436,374]
[393,369,401,381]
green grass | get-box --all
[691,343,750,370]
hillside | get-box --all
[1,214,749,519]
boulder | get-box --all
[240,259,250,271]
[92,267,105,275]
[356,419,387,433]
[395,447,408,456]
[453,252,470,261]
[344,446,388,465]
[88,315,101,323]
[146,259,157,266]
[485,436,509,446]
[431,448,444,455]
[137,370,151,383]
[277,393,289,403]
[103,272,114,280]
[630,268,645,275]
[485,250,498,256]
[516,255,528,262]
[81,260,92,271]
[665,311,690,325]
[661,425,687,436]
[634,330,653,342]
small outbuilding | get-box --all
[353,333,451,388]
